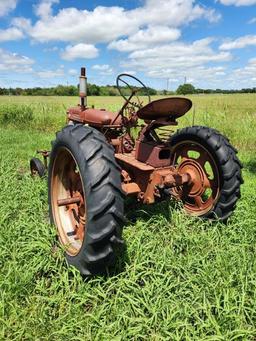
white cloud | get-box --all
[18,0,220,45]
[0,27,24,42]
[6,0,221,73]
[61,43,99,61]
[133,0,220,26]
[215,71,226,76]
[109,26,181,52]
[43,46,58,52]
[121,70,137,76]
[0,0,18,16]
[219,58,256,88]
[35,0,59,18]
[218,0,256,5]
[233,58,256,77]
[248,17,256,24]
[12,17,32,31]
[119,38,232,87]
[29,6,138,44]
[220,35,256,50]
[149,65,229,88]
[0,48,34,73]
[68,69,77,76]
[92,64,113,75]
[37,67,64,78]
[92,64,110,71]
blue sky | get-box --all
[0,0,256,90]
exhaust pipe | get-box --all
[79,67,87,109]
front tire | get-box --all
[169,126,243,221]
[48,124,125,275]
[30,157,46,177]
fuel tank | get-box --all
[67,106,122,126]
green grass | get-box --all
[0,95,256,340]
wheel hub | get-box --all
[178,159,207,197]
[170,140,221,216]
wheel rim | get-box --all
[51,147,86,256]
[171,141,220,216]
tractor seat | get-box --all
[83,108,122,126]
[137,97,192,120]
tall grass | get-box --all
[0,94,255,149]
[0,95,256,340]
[0,104,34,125]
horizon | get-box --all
[1,81,256,92]
[0,0,256,90]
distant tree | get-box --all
[108,87,119,96]
[88,84,100,96]
[146,87,157,96]
[176,83,196,95]
[2,83,256,97]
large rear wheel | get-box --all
[169,126,243,221]
[48,124,125,275]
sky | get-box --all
[0,0,256,90]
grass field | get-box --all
[0,94,256,340]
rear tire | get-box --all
[169,126,243,221]
[48,124,125,275]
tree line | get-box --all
[0,83,256,96]
[176,83,256,95]
[0,84,157,96]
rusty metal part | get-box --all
[111,139,121,147]
[37,150,50,169]
[122,182,141,195]
[111,92,136,126]
[171,141,220,216]
[142,168,191,204]
[51,147,86,256]
[135,140,171,167]
[137,97,192,120]
[137,192,145,201]
[121,134,134,153]
[116,152,191,204]
[57,196,81,207]
[134,120,174,167]
[68,107,122,127]
[116,152,154,171]
[121,169,131,183]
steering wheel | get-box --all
[116,74,151,109]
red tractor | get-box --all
[30,68,243,275]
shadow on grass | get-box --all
[79,243,130,280]
[99,200,181,279]
[124,197,180,225]
[81,200,181,279]
[243,159,256,173]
